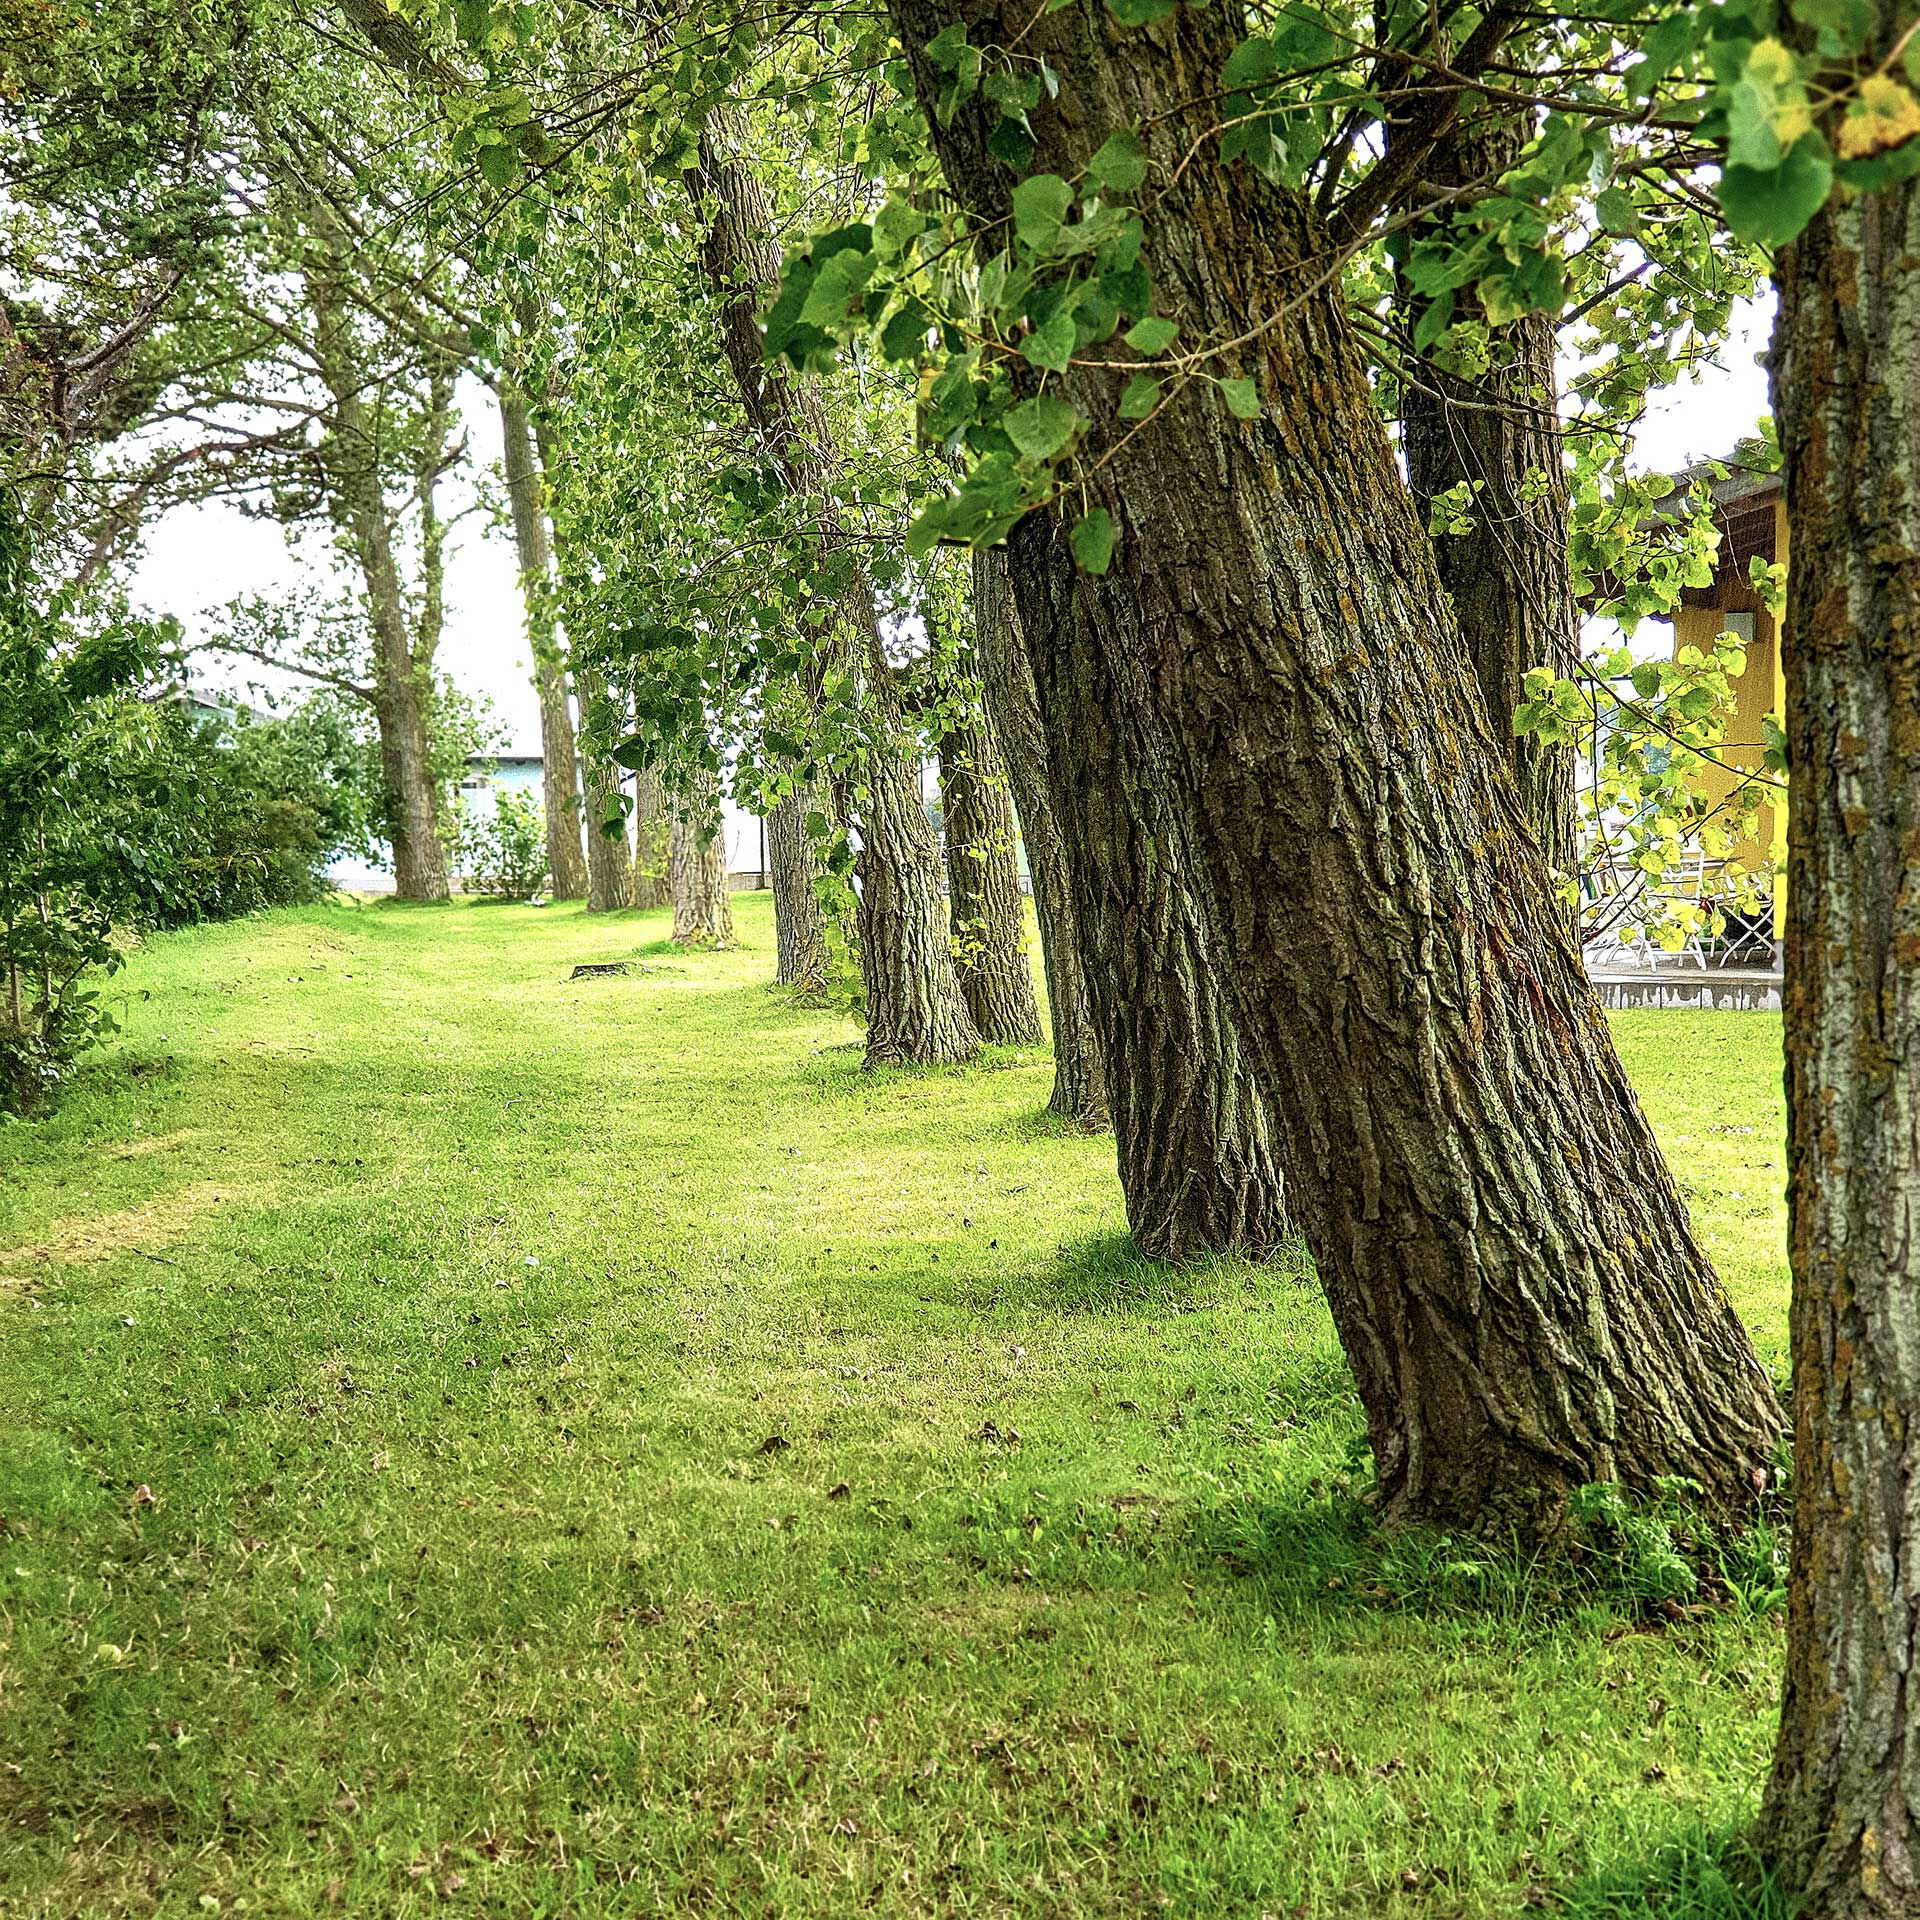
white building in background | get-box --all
[328,744,769,892]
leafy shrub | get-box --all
[459,790,549,898]
[145,696,380,924]
[0,519,387,1114]
[0,570,162,1114]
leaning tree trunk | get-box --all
[895,0,1781,1534]
[1010,518,1290,1258]
[767,780,831,991]
[670,769,735,947]
[937,699,1043,1046]
[973,550,1108,1129]
[498,384,588,900]
[1754,92,1920,1916]
[631,765,672,911]
[1393,84,1578,881]
[686,126,977,1067]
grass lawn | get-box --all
[0,897,1791,1918]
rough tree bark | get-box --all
[670,767,736,947]
[527,412,631,913]
[686,126,977,1065]
[303,260,449,904]
[570,660,634,912]
[972,549,1109,1129]
[1392,83,1578,879]
[1754,70,1920,1914]
[767,780,832,991]
[498,383,588,900]
[1010,518,1292,1257]
[895,0,1781,1531]
[631,765,672,911]
[937,690,1043,1046]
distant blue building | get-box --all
[458,751,544,821]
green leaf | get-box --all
[880,301,931,360]
[799,246,876,327]
[1012,173,1074,253]
[1222,37,1280,88]
[1721,131,1834,245]
[1021,308,1077,372]
[988,115,1036,171]
[1727,76,1784,170]
[1218,376,1262,419]
[925,20,970,69]
[1004,393,1080,460]
[1088,129,1149,195]
[478,144,518,189]
[873,197,926,259]
[1594,185,1639,235]
[1788,0,1873,57]
[1125,314,1179,354]
[1412,288,1455,352]
[1106,0,1174,19]
[1119,374,1162,418]
[1071,508,1116,573]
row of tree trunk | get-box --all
[892,0,1782,1537]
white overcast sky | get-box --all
[131,296,1777,760]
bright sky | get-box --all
[128,293,1776,870]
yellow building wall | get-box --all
[1669,500,1787,932]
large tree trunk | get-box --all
[669,768,735,947]
[631,765,671,911]
[686,128,977,1067]
[1392,86,1578,880]
[1010,518,1291,1258]
[498,383,588,901]
[937,697,1043,1046]
[1753,96,1920,1915]
[303,261,448,905]
[767,780,831,991]
[972,550,1108,1129]
[366,640,447,905]
[851,730,981,1063]
[895,0,1781,1532]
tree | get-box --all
[520,407,636,914]
[1002,513,1291,1258]
[684,129,977,1064]
[498,381,588,900]
[632,766,672,911]
[297,242,459,904]
[880,0,1781,1531]
[670,765,736,947]
[1743,6,1920,1906]
[971,548,1106,1127]
[1389,72,1577,879]
[764,777,832,990]
[934,661,1042,1047]
[0,545,165,1113]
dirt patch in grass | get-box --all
[100,1129,202,1162]
[0,1179,262,1272]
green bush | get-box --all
[458,789,549,898]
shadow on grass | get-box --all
[1015,1228,1251,1311]
[1560,1829,1792,1919]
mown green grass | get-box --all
[0,897,1790,1918]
